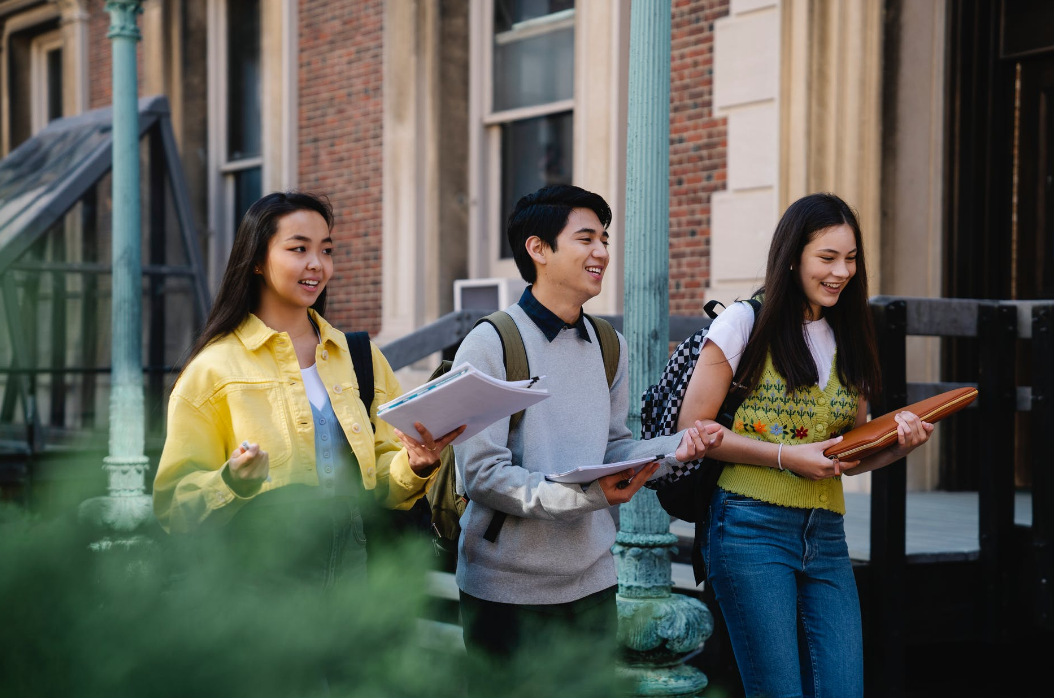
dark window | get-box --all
[499,111,573,258]
[46,48,62,123]
[227,0,261,161]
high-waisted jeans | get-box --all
[702,488,863,698]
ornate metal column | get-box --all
[614,1,713,695]
[79,0,153,547]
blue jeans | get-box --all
[702,488,863,698]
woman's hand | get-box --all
[600,462,662,505]
[395,422,467,476]
[223,441,270,497]
[675,421,724,462]
[782,436,860,480]
[887,411,934,459]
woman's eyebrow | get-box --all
[285,234,334,244]
[816,247,856,254]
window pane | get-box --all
[493,1,574,112]
[499,112,573,258]
[232,166,262,232]
[227,0,261,161]
[46,48,62,123]
[494,0,574,31]
[493,28,573,112]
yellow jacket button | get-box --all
[321,350,328,360]
[352,423,362,434]
[816,423,826,432]
[367,467,375,477]
[819,493,829,503]
[333,384,342,394]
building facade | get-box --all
[3,0,1051,491]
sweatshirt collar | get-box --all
[517,286,591,343]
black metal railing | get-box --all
[865,296,1054,696]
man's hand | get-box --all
[675,421,724,462]
[223,441,270,497]
[599,462,661,505]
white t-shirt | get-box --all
[300,363,330,410]
[703,301,837,390]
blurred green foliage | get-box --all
[0,504,629,697]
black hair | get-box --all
[735,192,881,401]
[183,191,334,369]
[506,184,612,283]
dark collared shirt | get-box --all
[517,286,592,343]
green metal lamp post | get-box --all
[78,0,153,546]
[613,1,714,695]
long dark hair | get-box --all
[734,193,881,401]
[183,191,334,369]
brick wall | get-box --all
[86,0,145,110]
[298,0,385,335]
[669,0,729,316]
[88,0,111,109]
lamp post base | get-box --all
[617,660,709,698]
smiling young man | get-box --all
[451,185,721,671]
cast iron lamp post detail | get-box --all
[614,1,714,695]
[78,0,153,546]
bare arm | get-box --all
[677,341,849,480]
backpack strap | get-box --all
[345,331,376,431]
[473,311,529,543]
[584,314,620,388]
[714,298,762,429]
[476,311,530,430]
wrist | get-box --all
[222,464,262,498]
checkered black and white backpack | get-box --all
[641,297,761,583]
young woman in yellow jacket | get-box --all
[153,191,463,588]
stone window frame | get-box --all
[468,0,578,282]
[205,0,297,288]
[28,28,62,133]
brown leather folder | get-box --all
[823,386,978,461]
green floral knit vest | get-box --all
[716,352,859,514]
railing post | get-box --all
[1031,304,1053,630]
[614,1,713,696]
[866,298,907,697]
[977,302,1016,641]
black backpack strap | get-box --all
[714,298,762,429]
[584,314,620,388]
[345,331,375,431]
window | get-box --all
[223,0,262,232]
[483,1,575,263]
[30,31,63,133]
[207,0,263,284]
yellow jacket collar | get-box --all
[232,309,346,352]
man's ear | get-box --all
[525,236,548,267]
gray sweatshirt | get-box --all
[452,304,685,604]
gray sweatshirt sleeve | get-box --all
[603,333,687,479]
[452,325,610,521]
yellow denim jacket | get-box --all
[153,310,434,533]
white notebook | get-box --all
[376,363,550,446]
[545,453,674,484]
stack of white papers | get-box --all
[377,363,550,446]
[545,453,673,484]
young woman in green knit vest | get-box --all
[678,193,935,698]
